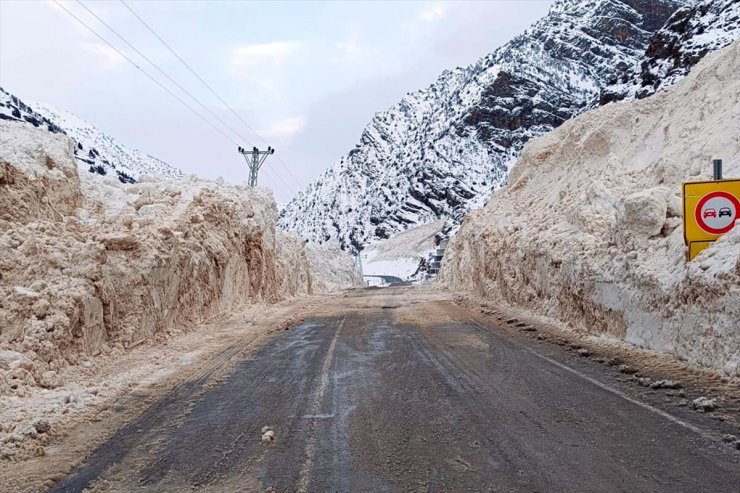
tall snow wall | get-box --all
[0,121,359,395]
[443,41,740,375]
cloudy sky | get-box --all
[0,0,552,202]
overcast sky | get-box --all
[0,0,552,202]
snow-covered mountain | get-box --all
[280,0,686,252]
[600,0,740,103]
[0,87,184,182]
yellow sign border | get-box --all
[682,178,740,260]
[689,241,714,261]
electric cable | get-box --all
[57,0,300,197]
[119,0,305,191]
[54,0,242,149]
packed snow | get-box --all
[0,120,360,402]
[443,41,740,375]
[306,241,364,292]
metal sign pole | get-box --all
[713,159,723,180]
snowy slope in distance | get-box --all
[279,0,687,253]
[0,87,184,182]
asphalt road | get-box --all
[50,287,739,492]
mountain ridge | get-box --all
[279,0,687,253]
[600,0,740,103]
[0,87,184,183]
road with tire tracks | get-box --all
[50,286,739,492]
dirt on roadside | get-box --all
[3,284,739,492]
[444,289,740,430]
[0,293,329,493]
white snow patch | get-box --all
[361,220,444,280]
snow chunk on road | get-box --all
[261,426,275,444]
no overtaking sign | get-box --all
[683,179,740,260]
[695,191,738,235]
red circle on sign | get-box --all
[695,191,739,235]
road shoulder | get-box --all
[0,293,328,493]
[441,287,740,445]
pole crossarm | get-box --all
[238,146,275,187]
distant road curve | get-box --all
[362,274,410,285]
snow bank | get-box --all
[0,125,82,224]
[0,121,357,396]
[443,41,740,375]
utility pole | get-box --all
[237,146,275,186]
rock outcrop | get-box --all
[600,0,740,103]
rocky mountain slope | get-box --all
[0,87,184,183]
[600,0,740,103]
[280,0,686,252]
[443,40,740,375]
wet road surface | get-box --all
[50,287,739,492]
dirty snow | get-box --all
[0,120,359,400]
[443,41,740,375]
[261,426,276,444]
[306,241,363,292]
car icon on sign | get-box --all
[719,207,733,218]
[703,208,717,218]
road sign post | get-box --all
[713,159,723,180]
[683,171,740,260]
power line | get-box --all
[119,0,305,191]
[54,0,299,197]
[274,153,304,190]
[76,1,251,149]
[120,0,304,191]
[270,166,298,196]
[260,161,289,193]
[77,0,297,195]
[119,1,262,142]
[53,0,241,149]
